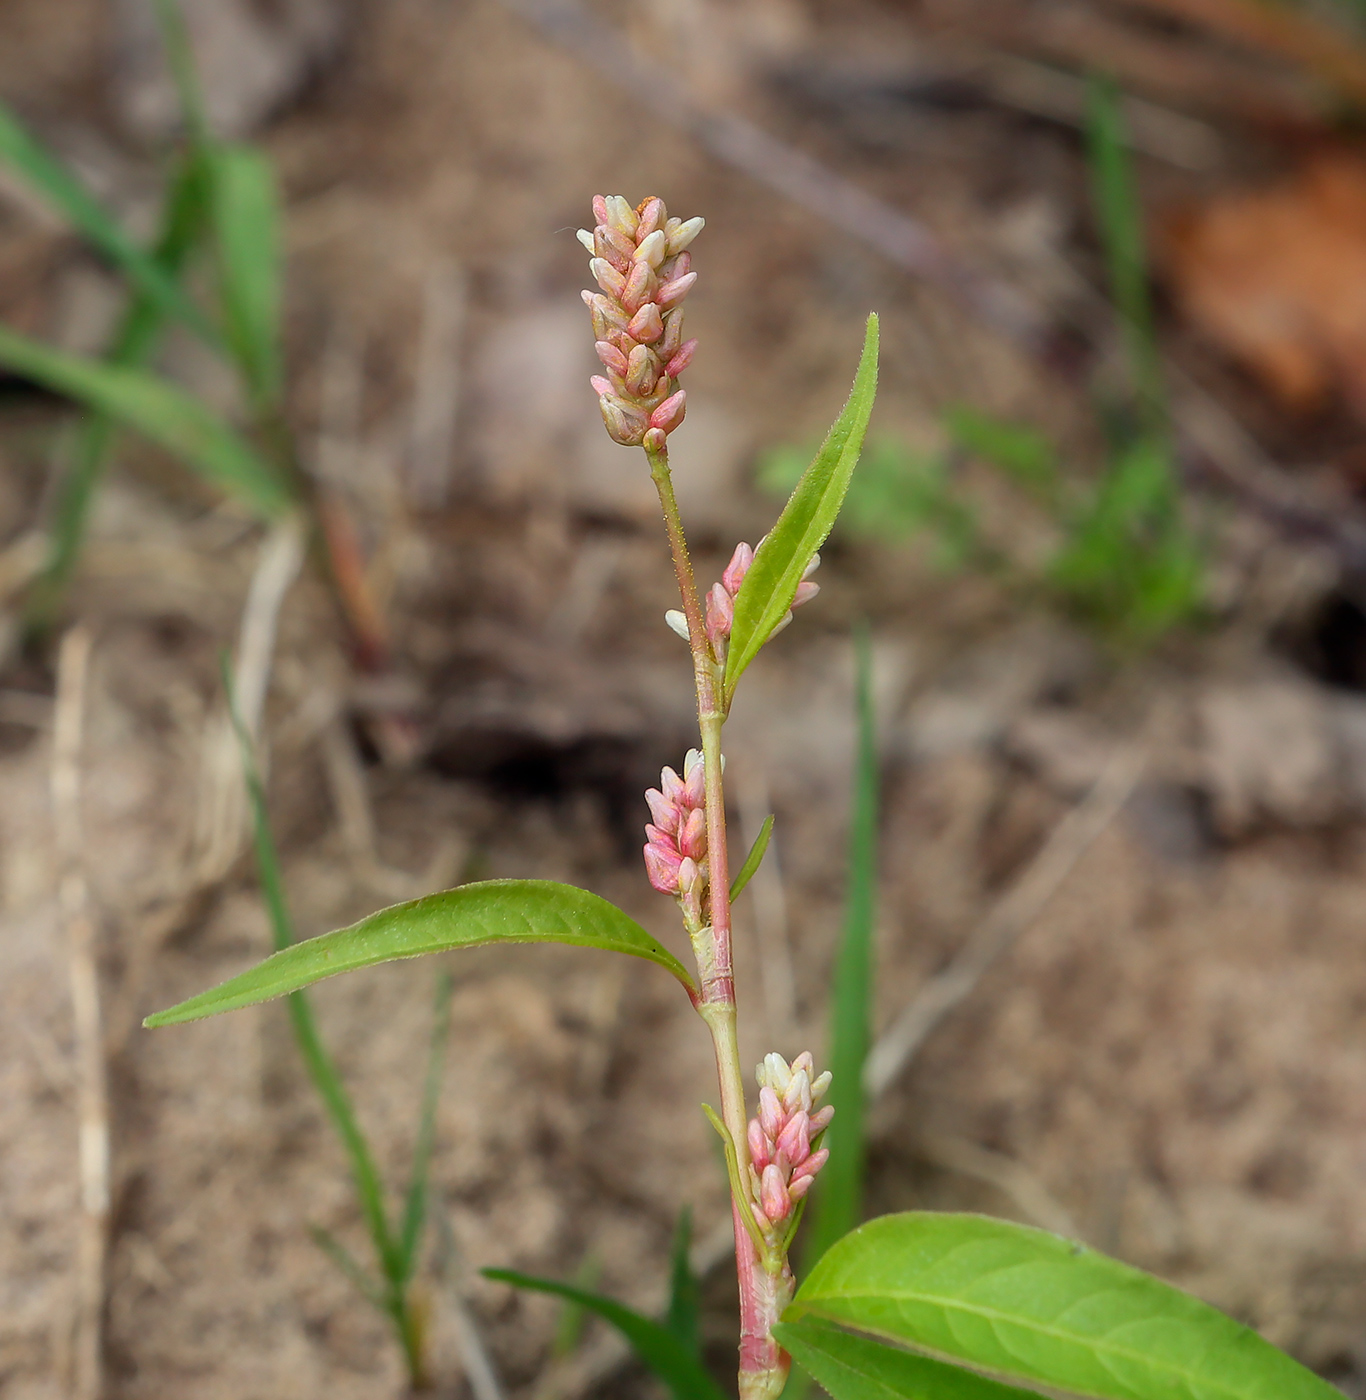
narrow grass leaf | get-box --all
[787,1212,1342,1400]
[27,153,209,632]
[0,100,214,343]
[484,1269,726,1400]
[725,314,878,700]
[207,144,283,407]
[145,879,697,1026]
[775,1318,1040,1400]
[310,1226,388,1311]
[730,813,773,903]
[804,626,877,1267]
[666,1207,701,1358]
[0,324,290,518]
[150,0,211,144]
[397,973,454,1284]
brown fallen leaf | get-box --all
[1163,151,1366,415]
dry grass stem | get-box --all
[50,626,107,1400]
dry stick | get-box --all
[864,741,1148,1101]
[51,627,107,1400]
[545,740,1146,1400]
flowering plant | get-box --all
[149,197,1338,1400]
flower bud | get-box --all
[592,195,610,226]
[576,228,595,253]
[776,1112,810,1164]
[659,310,684,360]
[758,1086,784,1139]
[645,788,679,834]
[596,223,635,270]
[666,216,705,255]
[627,302,664,344]
[595,341,629,376]
[657,271,697,310]
[748,1117,772,1171]
[591,257,626,300]
[649,390,687,434]
[665,338,698,378]
[665,609,689,640]
[620,260,655,314]
[599,394,648,446]
[634,229,668,268]
[625,344,661,396]
[678,807,707,860]
[604,195,637,237]
[722,542,754,596]
[644,842,682,893]
[761,1164,791,1223]
[793,580,820,608]
[706,582,735,650]
[635,196,666,241]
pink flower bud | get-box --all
[649,390,687,434]
[590,375,614,398]
[660,765,685,805]
[627,302,664,344]
[591,258,626,300]
[595,341,629,375]
[659,310,684,360]
[584,291,628,335]
[625,344,661,396]
[657,271,697,310]
[592,195,610,226]
[644,427,668,453]
[748,1118,771,1171]
[634,229,668,268]
[777,1112,810,1165]
[665,338,698,378]
[722,542,754,597]
[682,752,705,809]
[644,842,682,893]
[667,217,705,255]
[761,1164,791,1223]
[706,582,734,652]
[635,196,665,241]
[660,252,692,284]
[791,1147,829,1184]
[599,395,648,446]
[793,580,820,608]
[594,225,633,273]
[621,260,655,314]
[810,1104,834,1135]
[788,1174,814,1203]
[758,1086,783,1139]
[678,807,707,860]
[644,822,675,850]
[645,788,679,834]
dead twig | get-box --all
[51,626,107,1400]
[864,741,1147,1100]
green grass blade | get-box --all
[666,1207,701,1358]
[310,1225,389,1311]
[0,101,215,344]
[206,144,283,408]
[788,1212,1341,1400]
[27,153,210,632]
[397,973,454,1285]
[145,879,697,1026]
[804,626,878,1268]
[552,1253,603,1358]
[0,322,291,518]
[484,1269,726,1400]
[776,1318,1040,1400]
[150,0,210,144]
[730,813,773,903]
[1085,74,1163,434]
[224,666,401,1284]
[725,314,878,701]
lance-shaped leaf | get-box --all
[785,1212,1340,1400]
[724,313,878,701]
[0,100,215,344]
[145,880,696,1026]
[207,144,283,408]
[484,1269,726,1400]
[0,323,290,519]
[775,1318,1039,1400]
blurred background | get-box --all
[5,0,1366,1395]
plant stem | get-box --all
[646,437,788,1398]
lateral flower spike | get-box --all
[702,542,820,660]
[746,1051,833,1229]
[580,195,703,447]
[643,750,710,928]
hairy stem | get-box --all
[646,437,785,1396]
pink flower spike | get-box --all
[665,338,698,378]
[644,788,679,834]
[657,271,697,309]
[649,389,687,433]
[678,807,707,860]
[760,1164,791,1223]
[643,843,682,893]
[595,341,629,375]
[722,542,754,596]
[627,302,664,344]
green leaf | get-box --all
[804,627,877,1269]
[776,1318,1038,1400]
[150,0,211,144]
[310,1225,388,1311]
[725,314,878,700]
[787,1212,1341,1400]
[730,814,773,903]
[485,1269,726,1400]
[145,879,696,1026]
[666,1207,701,1358]
[206,144,283,408]
[0,323,291,519]
[0,100,215,344]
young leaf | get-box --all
[725,314,878,700]
[0,101,215,344]
[0,324,291,519]
[145,879,697,1026]
[786,1212,1341,1400]
[27,153,210,632]
[730,814,773,903]
[484,1269,726,1400]
[666,1207,701,1358]
[804,627,877,1267]
[775,1318,1038,1400]
[206,144,283,408]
